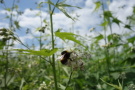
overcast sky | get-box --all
[0,0,135,49]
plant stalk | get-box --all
[65,70,73,90]
[48,1,58,90]
[4,39,10,89]
[101,0,110,77]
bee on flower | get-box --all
[59,50,84,70]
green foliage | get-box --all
[55,31,84,47]
[101,79,123,90]
[14,21,20,29]
[36,26,46,33]
[104,11,113,19]
[124,24,132,30]
[0,41,6,49]
[44,0,80,20]
[127,36,135,44]
[13,48,58,56]
[94,1,101,11]
[94,34,104,43]
[56,1,80,20]
[127,6,135,25]
[5,8,11,11]
[0,0,135,90]
[112,17,122,26]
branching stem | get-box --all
[48,0,59,89]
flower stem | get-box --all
[65,70,73,90]
[101,0,110,77]
[48,1,58,90]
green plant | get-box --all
[0,0,135,90]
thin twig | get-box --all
[51,0,60,14]
[65,70,73,90]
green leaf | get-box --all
[133,6,135,13]
[127,36,135,44]
[14,5,18,9]
[45,0,81,20]
[55,31,84,47]
[104,11,113,19]
[62,67,69,76]
[36,26,46,33]
[47,48,58,56]
[123,56,135,65]
[130,65,135,68]
[39,2,43,6]
[107,34,112,42]
[35,12,41,16]
[6,75,15,86]
[118,80,122,90]
[56,1,81,20]
[0,55,6,57]
[43,19,47,23]
[94,34,103,43]
[44,0,55,6]
[14,21,20,29]
[19,78,25,90]
[56,6,73,20]
[100,20,108,27]
[94,1,101,11]
[101,79,122,90]
[5,8,11,11]
[59,83,66,90]
[0,41,6,49]
[124,24,132,30]
[112,18,122,26]
[57,1,81,9]
[110,73,120,80]
[13,48,58,56]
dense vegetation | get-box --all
[0,0,135,90]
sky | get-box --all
[0,0,135,50]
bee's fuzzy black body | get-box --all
[60,51,72,64]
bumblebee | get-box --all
[60,50,84,70]
[60,51,72,65]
